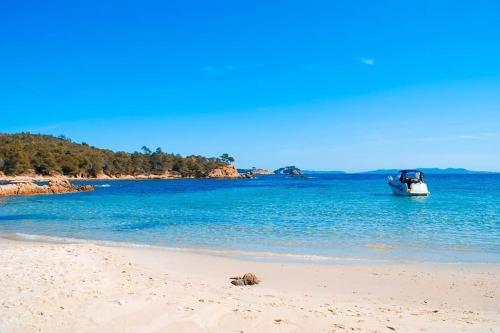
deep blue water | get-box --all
[1,174,500,263]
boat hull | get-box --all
[388,181,429,196]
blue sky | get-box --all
[2,1,500,171]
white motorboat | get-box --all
[387,169,429,196]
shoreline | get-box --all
[1,231,499,267]
[0,165,249,183]
[0,173,248,197]
[1,237,499,332]
[0,175,235,182]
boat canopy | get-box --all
[398,170,425,181]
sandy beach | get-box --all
[0,238,499,333]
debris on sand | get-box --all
[230,273,261,286]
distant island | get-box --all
[237,168,273,175]
[274,166,303,175]
[238,167,306,176]
[0,133,240,179]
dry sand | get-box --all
[0,238,499,333]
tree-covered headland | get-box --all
[0,133,235,178]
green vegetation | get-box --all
[219,153,235,164]
[0,133,231,178]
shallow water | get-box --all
[1,174,499,263]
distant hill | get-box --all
[299,168,497,175]
[360,168,497,175]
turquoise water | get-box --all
[1,174,500,263]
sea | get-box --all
[1,174,499,264]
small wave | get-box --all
[0,232,152,249]
[0,232,366,263]
[2,232,90,244]
[172,247,338,261]
[2,232,492,265]
[94,184,111,188]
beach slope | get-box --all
[0,238,499,332]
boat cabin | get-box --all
[398,170,425,187]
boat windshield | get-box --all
[403,171,424,181]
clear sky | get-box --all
[2,0,500,171]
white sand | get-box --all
[0,238,499,333]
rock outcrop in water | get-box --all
[0,179,94,197]
[206,165,240,178]
[274,166,303,175]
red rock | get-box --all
[0,179,94,197]
[207,165,240,178]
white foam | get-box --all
[1,232,152,248]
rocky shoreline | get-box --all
[0,166,251,196]
[0,179,94,197]
[0,165,309,183]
